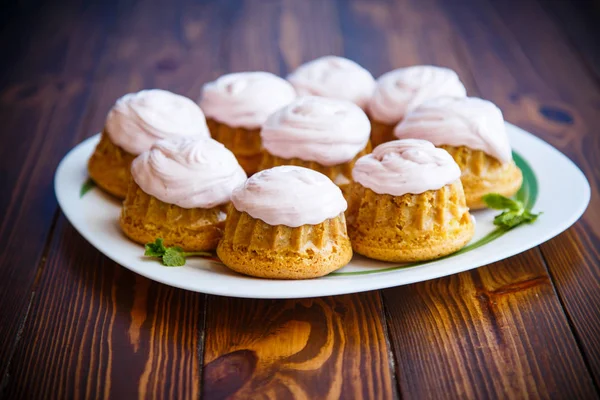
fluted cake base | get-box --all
[217,207,353,279]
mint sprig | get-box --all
[144,238,211,266]
[482,194,541,230]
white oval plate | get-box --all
[55,123,590,299]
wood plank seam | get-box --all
[535,246,600,394]
[197,293,208,396]
[378,290,403,400]
[0,208,60,395]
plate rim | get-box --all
[54,123,591,299]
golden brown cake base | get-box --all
[441,146,523,209]
[207,118,262,175]
[217,207,353,279]
[345,181,474,262]
[120,181,227,251]
[88,132,136,199]
[369,118,397,148]
[258,142,372,196]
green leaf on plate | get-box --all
[80,178,96,198]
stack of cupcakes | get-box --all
[86,56,524,279]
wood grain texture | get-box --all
[202,293,397,399]
[2,220,205,399]
[383,252,596,399]
[0,1,116,376]
[2,0,224,397]
[352,0,600,397]
[0,0,599,398]
[434,0,600,387]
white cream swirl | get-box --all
[368,66,467,124]
[394,97,512,163]
[131,138,247,209]
[199,72,296,129]
[105,89,210,155]
[261,96,371,166]
[352,139,461,196]
[231,166,347,227]
[287,56,376,109]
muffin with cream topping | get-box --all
[367,66,466,147]
[259,96,371,194]
[287,56,375,109]
[199,72,296,175]
[346,139,474,262]
[88,89,210,199]
[217,166,353,279]
[394,97,522,209]
[120,137,247,251]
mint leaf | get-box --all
[493,209,541,230]
[144,238,167,257]
[144,239,213,266]
[80,178,96,198]
[162,247,186,266]
[482,193,522,211]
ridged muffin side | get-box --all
[88,132,135,199]
[207,118,262,176]
[346,180,474,262]
[442,145,523,209]
[258,143,372,194]
[120,181,227,251]
[217,206,353,279]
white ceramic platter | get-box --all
[55,123,590,299]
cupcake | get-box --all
[120,137,247,251]
[367,66,467,147]
[286,56,375,109]
[259,96,371,193]
[217,166,352,279]
[394,97,523,209]
[346,140,474,262]
[199,72,296,175]
[88,89,210,199]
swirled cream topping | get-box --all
[199,72,296,129]
[261,96,371,166]
[131,138,247,209]
[231,166,347,227]
[352,139,461,196]
[105,89,210,155]
[394,97,511,163]
[287,56,376,109]
[367,66,467,124]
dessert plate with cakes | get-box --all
[54,64,590,299]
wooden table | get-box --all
[1,0,598,398]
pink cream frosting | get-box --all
[231,166,347,227]
[393,97,512,163]
[352,139,461,196]
[199,72,296,129]
[287,56,376,109]
[260,96,371,166]
[367,66,467,124]
[105,89,210,155]
[131,137,247,209]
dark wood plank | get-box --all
[434,0,600,387]
[537,0,600,81]
[0,1,117,376]
[2,0,229,397]
[202,293,396,399]
[2,219,205,399]
[383,252,596,399]
[339,0,600,396]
